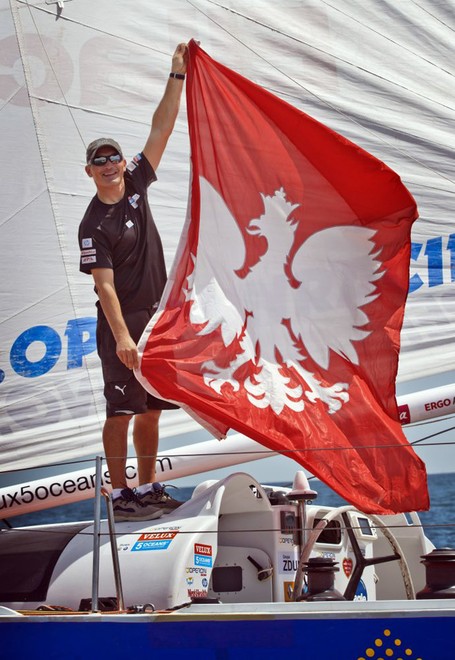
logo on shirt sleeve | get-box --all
[128,193,140,209]
[126,153,143,172]
[82,238,93,248]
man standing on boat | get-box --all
[78,43,187,522]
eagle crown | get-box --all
[247,188,300,248]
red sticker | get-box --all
[343,558,353,577]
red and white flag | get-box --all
[138,41,428,514]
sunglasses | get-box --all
[91,154,123,166]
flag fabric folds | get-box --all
[137,40,428,514]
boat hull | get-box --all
[2,601,455,659]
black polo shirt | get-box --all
[78,153,167,316]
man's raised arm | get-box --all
[143,42,188,171]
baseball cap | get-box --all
[86,138,123,164]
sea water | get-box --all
[3,473,454,550]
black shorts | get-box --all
[96,308,178,418]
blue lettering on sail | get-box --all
[65,318,97,369]
[10,326,62,377]
[9,318,97,378]
[410,234,454,293]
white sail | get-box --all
[1,0,454,471]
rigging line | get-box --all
[18,5,182,176]
[19,1,85,148]
[406,180,455,194]
[0,83,27,114]
[187,0,455,188]
[0,187,48,229]
[0,455,107,475]
[4,522,440,537]
[0,283,68,327]
[0,438,455,479]
[16,0,173,56]
[4,440,453,476]
[28,95,189,141]
[320,0,455,79]
[2,438,455,477]
[406,421,455,436]
[203,0,455,109]
[122,441,455,456]
[410,425,455,446]
[409,0,455,34]
[30,96,148,126]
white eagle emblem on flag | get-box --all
[185,177,383,415]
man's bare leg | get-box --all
[133,409,161,486]
[103,414,132,490]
